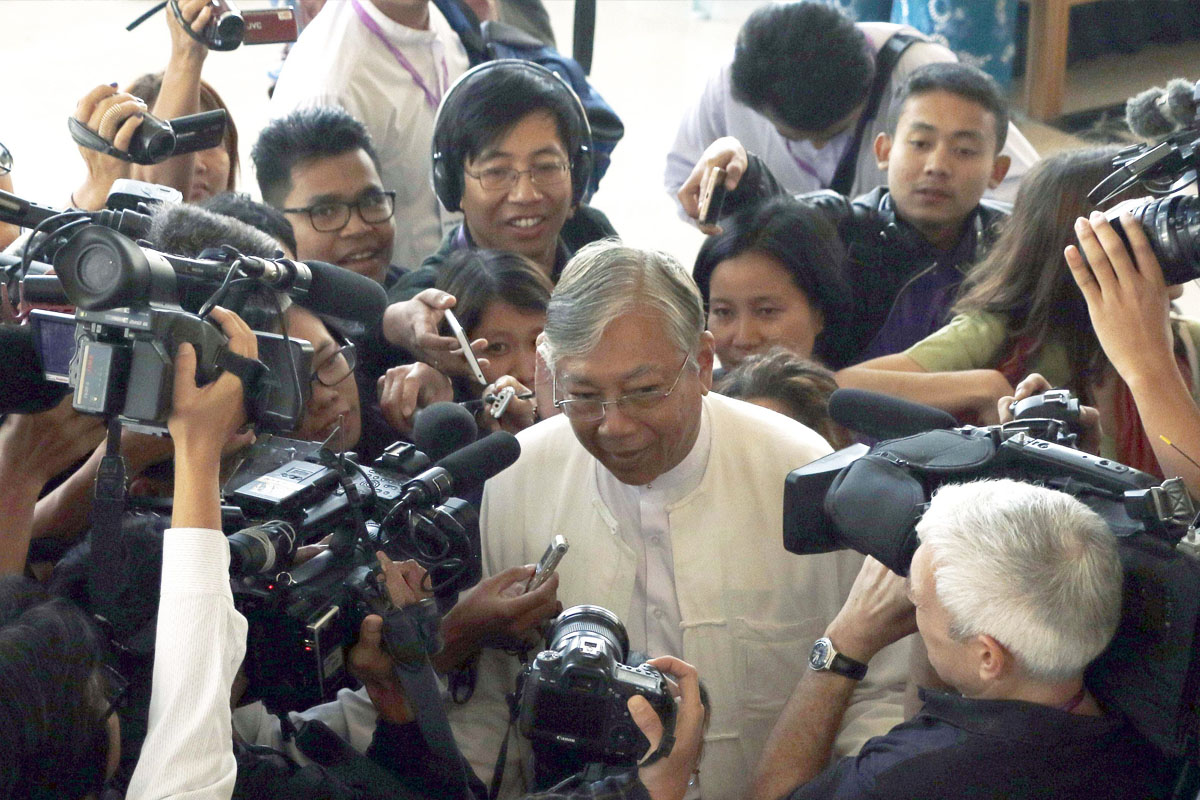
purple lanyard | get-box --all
[350,0,448,111]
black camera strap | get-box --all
[380,601,476,800]
[829,31,922,196]
[67,117,138,164]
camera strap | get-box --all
[67,117,137,163]
[380,602,476,800]
[214,348,272,423]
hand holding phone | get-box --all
[443,308,488,386]
[698,166,728,227]
[527,534,568,591]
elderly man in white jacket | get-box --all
[447,240,910,800]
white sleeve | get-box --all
[127,528,248,800]
[664,64,732,204]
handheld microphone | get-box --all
[412,402,479,463]
[400,431,521,508]
[1126,78,1200,139]
[828,388,957,441]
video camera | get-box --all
[0,187,398,432]
[126,0,299,52]
[786,388,1200,760]
[221,426,520,712]
[1091,76,1200,284]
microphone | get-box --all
[1126,78,1200,138]
[400,431,520,508]
[412,401,479,463]
[149,201,389,322]
[828,388,957,441]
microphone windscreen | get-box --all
[1162,78,1199,129]
[303,260,388,324]
[412,401,479,462]
[1126,85,1175,139]
[433,430,521,496]
[148,202,279,260]
[828,388,957,441]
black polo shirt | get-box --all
[786,689,1173,800]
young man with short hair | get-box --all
[666,1,1036,207]
[683,62,1014,368]
[253,107,399,289]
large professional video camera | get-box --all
[786,388,1200,762]
[221,415,520,712]
[1092,76,1200,284]
[1,188,386,432]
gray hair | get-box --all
[542,239,705,369]
[916,479,1123,682]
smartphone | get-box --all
[443,309,488,386]
[698,166,728,226]
[527,534,569,591]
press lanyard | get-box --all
[350,0,448,111]
[784,134,852,187]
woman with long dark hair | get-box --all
[840,146,1200,476]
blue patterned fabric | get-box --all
[816,0,1018,89]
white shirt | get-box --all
[595,404,711,798]
[595,403,711,661]
[665,22,1039,207]
[127,527,248,800]
[269,0,471,270]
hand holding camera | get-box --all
[71,84,146,210]
[631,655,706,800]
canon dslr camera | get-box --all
[519,605,675,766]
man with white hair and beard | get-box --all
[447,239,909,800]
[752,479,1173,800]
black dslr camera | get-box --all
[518,605,676,766]
[785,388,1200,762]
[1091,77,1200,284]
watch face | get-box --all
[810,638,831,670]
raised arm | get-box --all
[1067,210,1200,495]
[127,306,255,800]
[836,353,1014,426]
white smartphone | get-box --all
[443,308,488,386]
[527,534,569,591]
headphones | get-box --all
[431,59,593,212]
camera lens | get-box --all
[1122,195,1200,285]
[75,243,123,295]
[547,605,630,662]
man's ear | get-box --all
[988,155,1011,189]
[973,633,1013,684]
[697,331,716,395]
[874,131,893,170]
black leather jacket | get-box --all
[724,154,1010,367]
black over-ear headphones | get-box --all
[431,59,593,212]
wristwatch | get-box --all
[809,636,868,681]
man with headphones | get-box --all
[375,59,617,373]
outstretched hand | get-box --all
[381,289,491,378]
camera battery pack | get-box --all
[73,340,130,415]
[233,460,338,517]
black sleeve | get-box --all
[386,264,440,304]
[783,757,874,800]
[721,152,789,218]
[523,771,654,800]
[367,719,489,800]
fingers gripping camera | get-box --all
[517,605,677,766]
